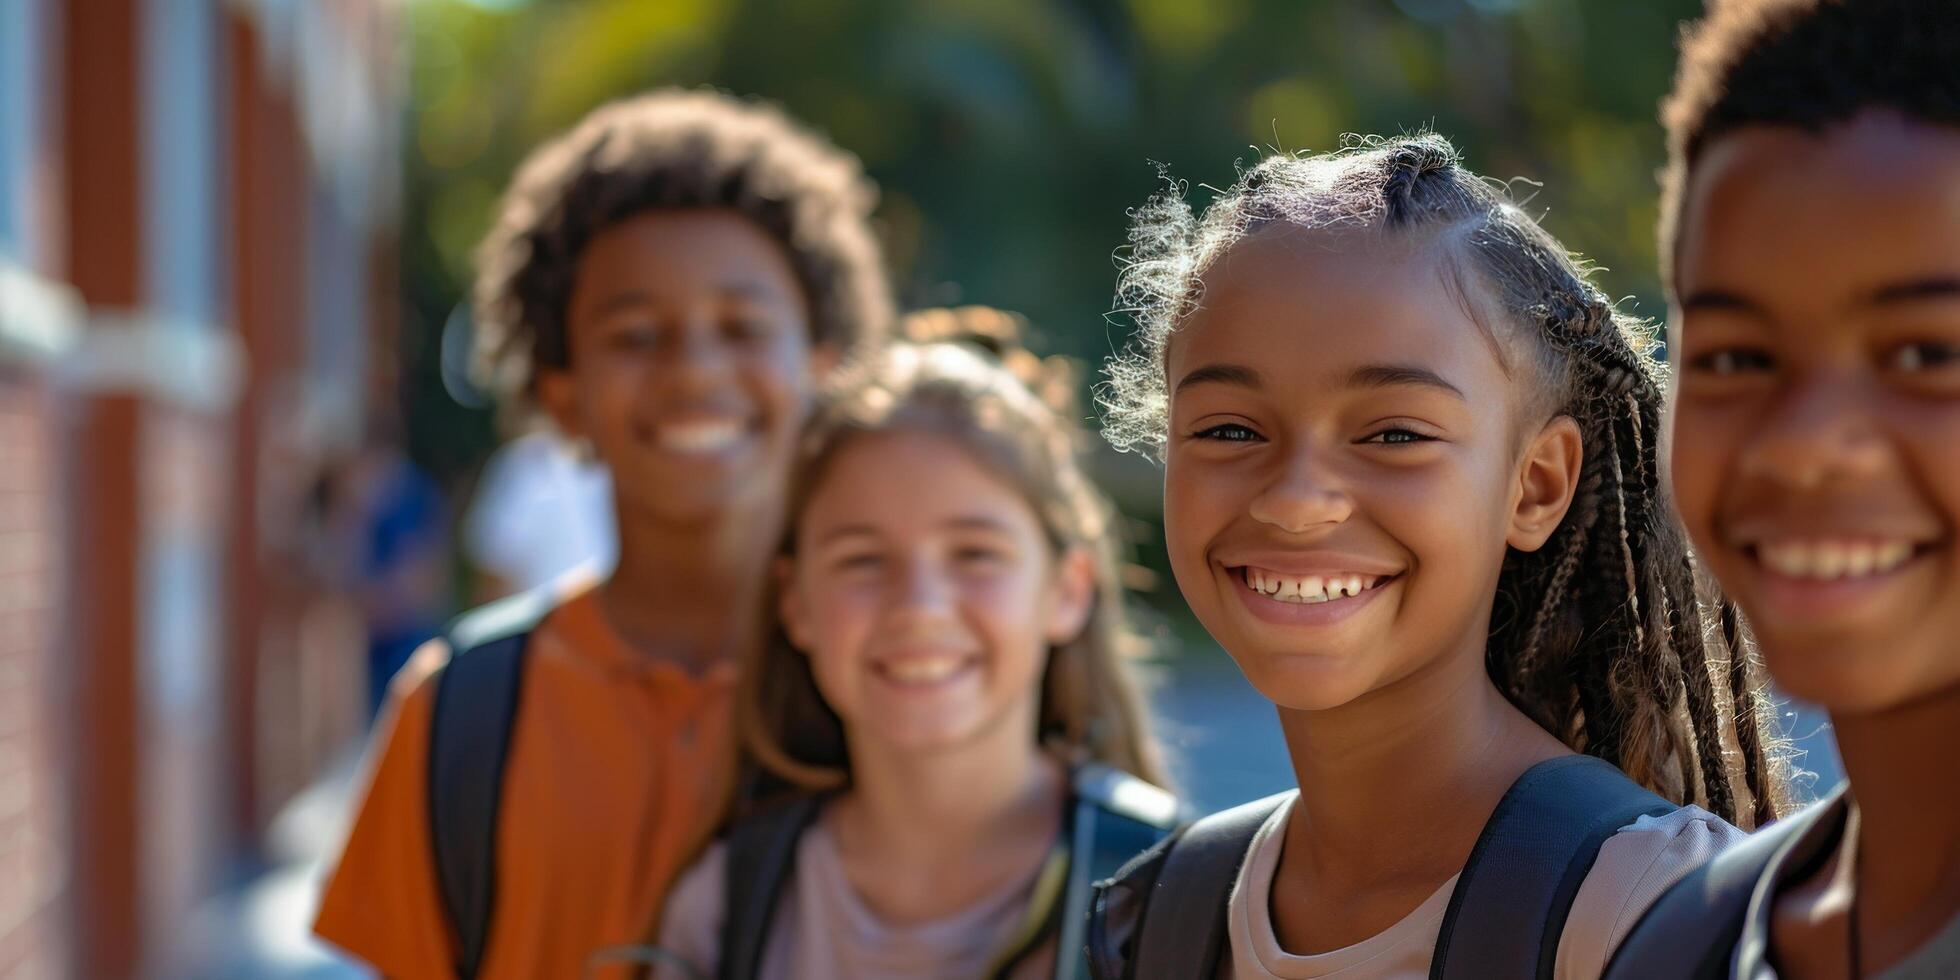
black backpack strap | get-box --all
[426,588,554,979]
[1603,790,1846,980]
[1430,755,1676,980]
[717,794,827,980]
[1056,764,1181,980]
[1129,791,1292,980]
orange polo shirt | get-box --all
[315,582,737,979]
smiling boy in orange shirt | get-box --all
[313,89,893,980]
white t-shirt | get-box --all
[656,818,1056,980]
[462,431,616,590]
[1222,794,1746,979]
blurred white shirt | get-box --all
[463,431,617,594]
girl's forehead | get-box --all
[1168,228,1505,390]
[799,430,1044,533]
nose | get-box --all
[658,315,738,395]
[888,555,956,621]
[1739,372,1891,492]
[1248,449,1353,534]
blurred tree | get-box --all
[401,0,1699,598]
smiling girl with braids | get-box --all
[1087,134,1784,980]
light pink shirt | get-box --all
[656,817,1056,980]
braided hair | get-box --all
[1101,134,1784,826]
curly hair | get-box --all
[1101,134,1784,826]
[739,320,1168,804]
[472,88,895,404]
[1659,0,1960,284]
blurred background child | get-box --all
[653,321,1176,980]
[313,88,893,980]
[1608,1,1960,975]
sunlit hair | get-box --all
[1101,134,1784,826]
[1660,0,1960,288]
[472,87,894,409]
[737,311,1168,799]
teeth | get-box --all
[1244,569,1381,604]
[882,656,966,684]
[1757,540,1917,580]
[659,419,744,453]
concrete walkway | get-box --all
[186,750,373,979]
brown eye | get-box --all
[1687,348,1774,376]
[1194,423,1261,442]
[834,552,884,573]
[721,316,773,342]
[1888,341,1960,372]
[1361,428,1430,445]
[954,545,1007,567]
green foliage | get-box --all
[401,0,1698,531]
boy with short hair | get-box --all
[314,89,893,979]
[1606,1,1960,976]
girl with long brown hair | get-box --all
[655,313,1177,980]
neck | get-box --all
[1833,683,1960,970]
[597,497,783,670]
[1277,635,1568,887]
[833,720,1062,877]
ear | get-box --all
[776,555,814,653]
[1043,545,1098,646]
[1508,415,1583,552]
[534,368,583,441]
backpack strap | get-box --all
[426,588,554,980]
[717,793,827,980]
[1055,764,1181,980]
[1603,790,1846,980]
[1430,754,1675,980]
[1129,791,1292,980]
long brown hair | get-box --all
[737,311,1168,803]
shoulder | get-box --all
[445,587,558,653]
[1556,804,1750,979]
[348,637,449,772]
[1603,804,1751,868]
[1086,822,1176,980]
[1599,793,1848,980]
[311,638,456,974]
[1086,792,1291,980]
[657,840,729,956]
[387,637,451,706]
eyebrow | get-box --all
[815,523,882,547]
[585,290,658,320]
[946,515,1016,534]
[813,515,1015,546]
[1681,278,1960,318]
[583,281,788,320]
[1865,276,1960,306]
[1346,363,1465,400]
[1173,363,1262,394]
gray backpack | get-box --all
[717,763,1182,980]
[1087,755,1675,980]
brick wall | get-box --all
[0,369,66,979]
